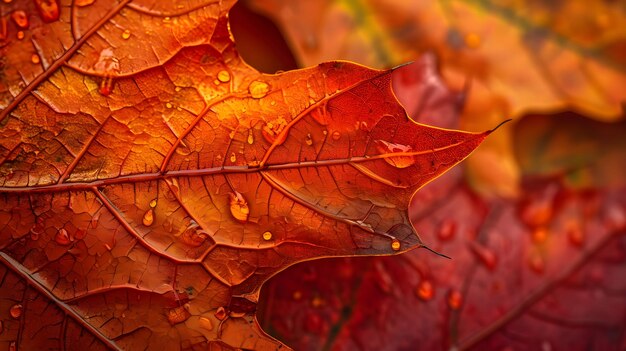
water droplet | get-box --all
[566,221,584,247]
[142,208,155,227]
[9,304,22,319]
[375,140,416,168]
[247,130,254,145]
[438,220,456,241]
[229,191,249,222]
[529,252,545,274]
[31,54,40,64]
[331,131,341,141]
[179,221,209,247]
[305,133,313,146]
[214,306,227,320]
[121,29,131,40]
[229,153,237,163]
[531,227,548,244]
[262,231,272,241]
[262,117,288,145]
[391,239,401,251]
[217,70,230,83]
[166,306,190,325]
[149,199,158,208]
[447,290,463,310]
[416,280,434,301]
[464,33,481,49]
[166,102,173,109]
[163,17,171,23]
[99,76,114,96]
[34,0,60,23]
[16,31,24,40]
[11,10,29,29]
[198,316,213,331]
[468,241,497,270]
[55,228,72,246]
[249,80,269,99]
[75,0,96,7]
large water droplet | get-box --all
[447,290,463,310]
[249,80,269,99]
[55,228,72,246]
[229,191,249,222]
[34,0,60,23]
[10,10,29,29]
[229,153,237,163]
[375,140,416,168]
[99,76,114,96]
[416,280,434,301]
[391,239,401,251]
[217,70,230,83]
[262,231,272,241]
[166,306,190,325]
[9,304,22,319]
[179,221,209,247]
[142,208,155,227]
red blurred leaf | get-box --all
[0,1,489,350]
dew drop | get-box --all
[391,239,401,251]
[11,10,29,29]
[16,31,24,40]
[163,16,171,23]
[75,0,96,7]
[447,290,463,310]
[464,33,481,49]
[34,0,60,23]
[249,80,269,99]
[121,29,131,40]
[31,54,40,64]
[262,117,288,145]
[142,209,155,227]
[9,304,22,319]
[247,130,254,145]
[331,131,341,141]
[262,231,272,241]
[416,280,434,301]
[198,316,213,331]
[214,306,227,320]
[229,191,249,222]
[149,199,158,208]
[166,102,173,109]
[179,221,209,247]
[166,306,190,325]
[468,241,497,270]
[375,140,416,168]
[55,228,72,246]
[229,153,237,163]
[217,70,231,83]
[438,220,456,241]
[99,76,114,96]
[305,133,313,146]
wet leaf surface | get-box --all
[0,1,489,349]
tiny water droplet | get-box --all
[305,133,313,146]
[55,228,72,245]
[31,54,40,64]
[166,102,173,109]
[229,191,249,222]
[447,290,463,310]
[468,241,497,270]
[142,208,155,227]
[229,153,237,163]
[214,307,227,320]
[11,10,29,29]
[262,117,288,145]
[163,17,171,23]
[262,231,272,241]
[438,220,456,241]
[331,131,341,141]
[375,140,416,168]
[167,306,190,325]
[416,280,434,301]
[217,70,230,83]
[9,304,22,319]
[34,0,60,23]
[247,130,254,144]
[75,0,96,7]
[99,76,114,96]
[249,80,269,99]
[149,199,158,208]
[16,31,24,40]
[179,221,209,247]
[391,239,401,251]
[121,29,131,40]
[198,316,213,331]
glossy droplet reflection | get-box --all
[391,239,401,251]
[375,140,416,168]
[55,228,72,246]
[167,306,190,325]
[99,76,114,96]
[249,80,269,99]
[10,10,29,29]
[262,117,288,145]
[31,54,40,64]
[416,280,434,301]
[9,304,22,319]
[229,191,249,222]
[262,231,272,241]
[34,0,60,23]
[142,209,154,227]
[217,70,230,83]
[121,29,131,40]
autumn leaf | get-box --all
[0,1,491,350]
[248,0,626,197]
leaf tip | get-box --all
[488,118,513,134]
[421,245,452,260]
